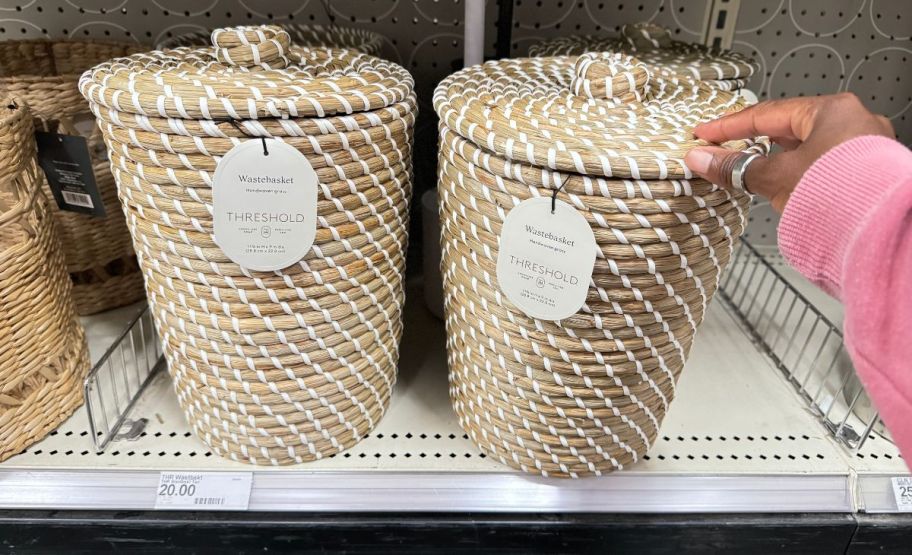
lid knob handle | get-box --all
[570,52,650,103]
[621,22,673,51]
[211,25,291,69]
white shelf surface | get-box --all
[0,273,906,513]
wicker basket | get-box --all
[158,23,384,56]
[80,25,415,465]
[434,52,766,477]
[529,23,756,91]
[0,39,146,315]
[0,98,91,463]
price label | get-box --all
[154,471,253,511]
[892,476,912,512]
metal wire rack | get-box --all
[718,239,884,450]
[83,304,164,452]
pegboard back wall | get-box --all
[728,1,911,240]
[3,0,910,247]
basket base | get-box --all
[0,328,90,463]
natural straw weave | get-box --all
[159,23,384,57]
[0,39,146,315]
[530,23,756,91]
[434,52,767,477]
[80,25,415,465]
[0,98,90,463]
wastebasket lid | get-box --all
[80,25,413,121]
[529,23,756,87]
[435,50,756,180]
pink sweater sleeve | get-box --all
[779,135,912,464]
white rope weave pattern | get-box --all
[435,55,767,477]
[79,26,415,465]
[529,23,757,91]
[571,52,651,102]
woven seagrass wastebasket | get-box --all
[80,25,415,465]
[159,23,384,56]
[530,22,756,91]
[434,52,766,477]
[0,98,90,463]
[0,39,146,315]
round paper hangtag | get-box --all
[496,197,597,321]
[213,139,318,272]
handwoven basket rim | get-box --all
[0,37,141,81]
[79,28,415,121]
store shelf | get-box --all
[7,267,905,514]
[0,248,905,514]
[0,3,906,552]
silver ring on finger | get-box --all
[731,153,762,194]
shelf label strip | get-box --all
[892,476,912,512]
[154,471,253,511]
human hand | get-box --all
[684,93,895,212]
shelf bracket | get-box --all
[703,0,741,50]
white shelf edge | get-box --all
[0,469,852,513]
[856,474,912,514]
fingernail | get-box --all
[685,149,713,174]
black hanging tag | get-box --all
[35,131,106,217]
[551,175,568,214]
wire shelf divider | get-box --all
[718,239,884,450]
[83,304,164,452]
